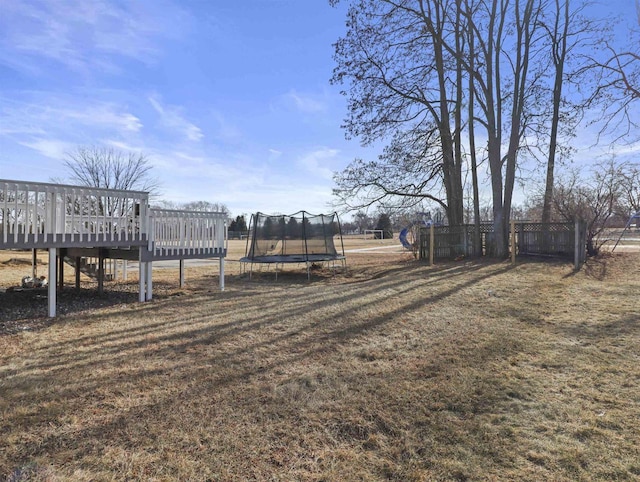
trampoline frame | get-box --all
[239,211,346,280]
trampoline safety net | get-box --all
[243,211,344,263]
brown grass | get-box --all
[1,244,639,481]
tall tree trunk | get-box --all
[504,0,536,241]
[428,0,464,226]
[467,4,482,253]
[485,0,507,257]
[453,0,466,229]
[542,0,570,224]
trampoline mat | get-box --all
[240,254,345,264]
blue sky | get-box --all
[0,0,372,217]
[0,1,638,218]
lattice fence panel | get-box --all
[419,222,577,260]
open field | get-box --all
[1,242,640,480]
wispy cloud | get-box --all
[19,138,77,160]
[284,89,328,113]
[0,95,142,137]
[297,147,339,180]
[0,93,145,167]
[268,148,283,161]
[149,96,203,142]
[210,112,243,143]
[0,0,189,75]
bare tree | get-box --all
[541,0,571,224]
[331,0,628,257]
[332,0,552,255]
[62,146,160,219]
[331,0,466,226]
[615,162,640,217]
[581,9,639,142]
[64,146,159,202]
[552,160,622,255]
[459,0,547,256]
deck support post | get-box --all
[219,257,225,291]
[97,249,104,295]
[138,256,146,302]
[58,252,65,290]
[146,262,153,300]
[75,257,81,291]
[179,259,185,288]
[32,249,37,279]
[48,248,57,318]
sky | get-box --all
[0,0,638,219]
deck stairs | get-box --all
[63,256,115,281]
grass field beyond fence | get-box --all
[1,248,639,481]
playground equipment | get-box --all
[611,211,640,252]
[240,211,346,279]
[1,178,227,317]
[399,212,435,254]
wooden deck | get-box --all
[1,179,227,317]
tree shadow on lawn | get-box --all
[2,259,532,479]
[3,260,508,406]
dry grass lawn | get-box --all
[1,241,639,481]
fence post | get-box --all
[510,220,516,265]
[429,223,434,266]
[574,220,584,270]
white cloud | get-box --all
[297,147,340,180]
[285,89,327,113]
[211,112,242,143]
[268,149,283,161]
[0,95,142,138]
[149,96,203,142]
[0,93,148,172]
[610,141,640,157]
[74,105,143,133]
[0,0,189,75]
[19,138,76,160]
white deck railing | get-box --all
[149,208,227,258]
[0,179,149,248]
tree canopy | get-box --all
[331,0,636,257]
[64,146,159,195]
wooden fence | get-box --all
[419,221,587,267]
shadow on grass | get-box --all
[2,258,550,479]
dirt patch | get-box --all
[1,257,43,266]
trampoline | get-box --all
[240,211,346,279]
